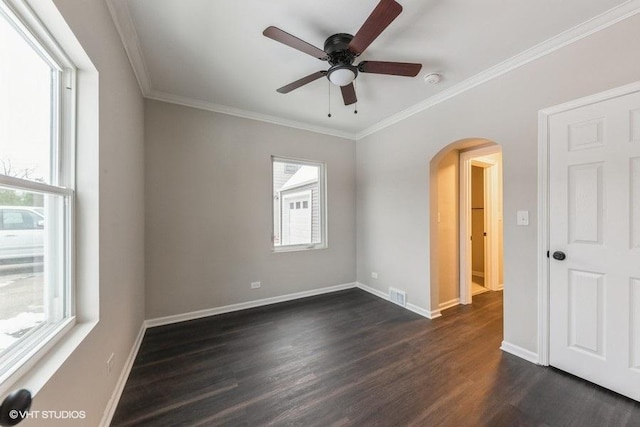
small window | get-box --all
[272,157,326,251]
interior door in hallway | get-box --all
[549,90,640,401]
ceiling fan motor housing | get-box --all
[324,33,358,86]
[324,33,356,64]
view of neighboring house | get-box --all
[273,161,321,247]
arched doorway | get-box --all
[429,138,503,315]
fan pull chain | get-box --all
[354,81,358,114]
[327,81,332,118]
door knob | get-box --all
[552,251,566,261]
[0,389,32,426]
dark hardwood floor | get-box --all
[111,289,640,426]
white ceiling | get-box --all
[107,0,630,138]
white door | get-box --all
[281,191,312,245]
[549,90,640,401]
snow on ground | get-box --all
[0,311,44,352]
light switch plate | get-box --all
[517,210,529,226]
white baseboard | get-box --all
[500,340,539,364]
[356,282,441,319]
[439,298,461,311]
[472,271,485,278]
[99,323,146,427]
[408,303,441,319]
[145,282,358,328]
[355,282,388,301]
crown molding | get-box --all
[105,0,152,94]
[106,0,640,142]
[355,0,640,140]
[147,90,357,140]
[106,0,356,140]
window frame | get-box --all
[271,156,327,252]
[0,0,76,389]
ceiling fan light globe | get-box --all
[328,68,356,86]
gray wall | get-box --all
[356,14,640,353]
[24,0,145,425]
[144,100,356,319]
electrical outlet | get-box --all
[107,353,115,376]
[251,281,261,289]
[371,272,378,279]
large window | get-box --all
[272,157,326,251]
[0,1,75,384]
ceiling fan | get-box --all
[263,0,422,106]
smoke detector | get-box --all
[424,73,442,85]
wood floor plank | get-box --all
[111,289,640,426]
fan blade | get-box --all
[340,83,357,106]
[263,26,328,60]
[277,71,326,94]
[358,61,422,76]
[348,0,402,55]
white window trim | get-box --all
[272,156,328,252]
[0,0,94,399]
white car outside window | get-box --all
[0,207,44,263]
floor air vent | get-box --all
[389,287,406,307]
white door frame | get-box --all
[459,145,502,304]
[537,80,640,366]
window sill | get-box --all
[0,319,97,398]
[272,244,328,253]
